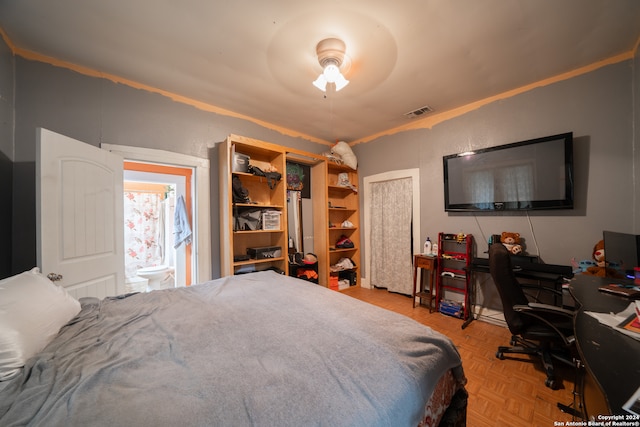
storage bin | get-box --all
[338,279,350,290]
[232,152,250,173]
[262,210,281,230]
[438,300,463,318]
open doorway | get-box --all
[123,162,193,292]
[101,143,212,284]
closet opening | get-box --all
[363,169,421,290]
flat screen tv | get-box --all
[443,132,574,212]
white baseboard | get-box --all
[472,306,506,328]
[359,276,372,289]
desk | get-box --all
[412,254,437,310]
[470,257,571,284]
[570,275,640,418]
[470,257,572,306]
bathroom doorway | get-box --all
[123,161,194,292]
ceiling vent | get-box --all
[404,105,434,118]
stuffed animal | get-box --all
[592,240,606,267]
[583,239,623,278]
[501,231,523,255]
[331,141,357,170]
[571,258,597,274]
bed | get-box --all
[0,269,467,426]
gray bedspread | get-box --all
[0,271,465,427]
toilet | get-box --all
[136,265,174,291]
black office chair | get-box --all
[489,243,576,389]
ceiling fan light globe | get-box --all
[323,64,340,83]
[334,73,349,91]
[312,75,327,92]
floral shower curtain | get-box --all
[369,177,413,295]
[124,191,164,278]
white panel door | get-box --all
[36,128,124,299]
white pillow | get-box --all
[0,268,81,380]
[331,141,357,170]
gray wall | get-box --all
[9,57,328,278]
[353,59,637,308]
[0,36,13,160]
[3,41,638,302]
[635,43,640,233]
[0,36,14,278]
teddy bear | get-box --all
[592,240,605,267]
[501,231,523,255]
[582,239,624,278]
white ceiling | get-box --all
[1,0,640,144]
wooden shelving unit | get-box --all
[218,135,288,276]
[436,233,474,327]
[219,135,361,289]
[326,162,360,288]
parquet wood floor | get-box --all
[341,286,580,427]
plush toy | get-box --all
[592,240,606,267]
[331,141,357,170]
[501,231,523,255]
[571,258,597,274]
[582,239,623,278]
